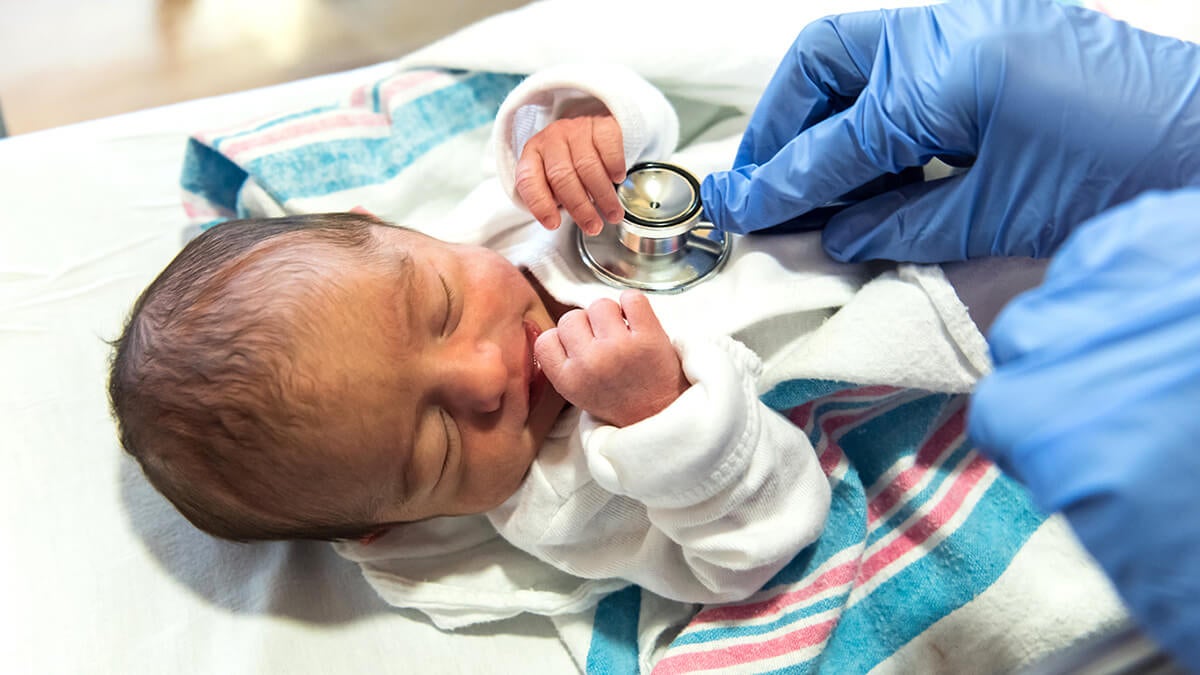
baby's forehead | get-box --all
[239,230,403,279]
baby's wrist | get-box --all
[592,371,690,428]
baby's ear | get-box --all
[358,528,389,545]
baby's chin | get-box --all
[530,386,568,440]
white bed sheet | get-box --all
[0,61,575,675]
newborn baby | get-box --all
[109,66,833,604]
[109,209,829,603]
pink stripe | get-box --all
[220,111,387,158]
[378,69,445,107]
[691,560,857,625]
[183,201,230,220]
[813,404,886,475]
[818,444,844,477]
[867,407,966,526]
[786,401,815,428]
[195,114,275,144]
[653,618,837,675]
[347,69,443,110]
[856,455,991,584]
[832,385,899,399]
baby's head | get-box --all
[109,213,565,541]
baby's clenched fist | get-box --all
[534,290,689,427]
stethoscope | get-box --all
[577,161,731,293]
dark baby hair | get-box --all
[108,212,392,542]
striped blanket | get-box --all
[583,383,1052,674]
[180,68,526,235]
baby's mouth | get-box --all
[524,320,548,419]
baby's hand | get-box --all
[514,113,626,236]
[534,290,689,427]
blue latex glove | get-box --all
[701,0,1200,262]
[969,189,1200,672]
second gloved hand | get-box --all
[968,189,1200,672]
[701,0,1200,262]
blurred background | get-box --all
[0,0,529,135]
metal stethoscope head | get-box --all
[577,162,731,293]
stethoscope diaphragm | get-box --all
[577,162,730,293]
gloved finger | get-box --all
[585,297,627,340]
[514,150,562,230]
[541,140,606,236]
[733,10,888,168]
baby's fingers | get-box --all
[569,126,624,225]
[553,308,597,357]
[543,140,606,236]
[585,298,627,340]
[618,290,667,337]
[592,114,626,185]
[515,151,562,230]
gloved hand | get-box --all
[968,189,1200,672]
[701,0,1200,262]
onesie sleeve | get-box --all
[490,62,680,210]
[493,335,831,605]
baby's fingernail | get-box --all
[607,209,623,222]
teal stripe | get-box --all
[586,586,641,675]
[838,394,954,485]
[180,138,247,214]
[766,474,866,589]
[761,378,857,410]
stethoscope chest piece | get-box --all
[577,161,730,293]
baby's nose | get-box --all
[446,341,507,414]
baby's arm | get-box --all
[580,336,830,603]
[509,317,831,604]
[534,290,687,427]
